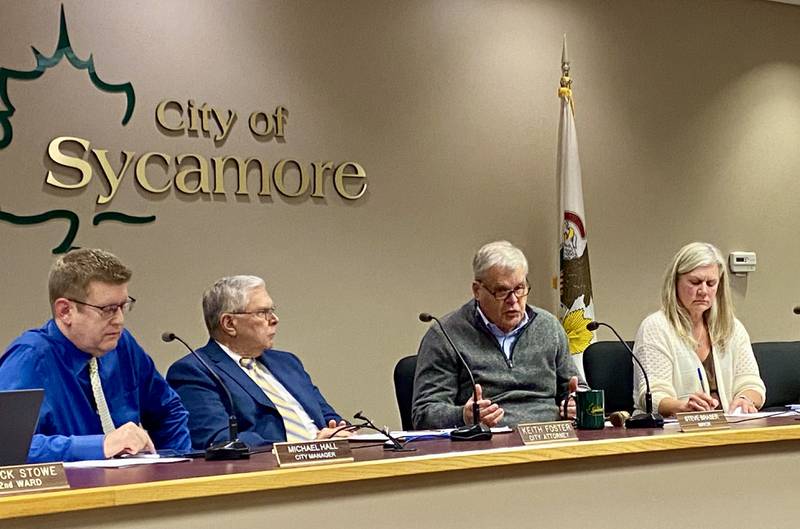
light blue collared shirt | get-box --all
[476,304,529,361]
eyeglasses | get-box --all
[68,296,136,317]
[478,280,530,301]
[227,306,278,320]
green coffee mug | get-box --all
[576,389,605,430]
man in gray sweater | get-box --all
[412,241,584,429]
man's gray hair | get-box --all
[203,275,266,335]
[472,240,529,280]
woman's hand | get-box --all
[679,392,719,412]
[728,394,759,414]
[659,392,719,416]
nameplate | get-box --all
[676,410,730,432]
[517,421,577,445]
[272,439,354,468]
[0,462,69,496]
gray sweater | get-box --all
[412,300,583,428]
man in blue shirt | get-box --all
[0,249,191,463]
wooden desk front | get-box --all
[2,417,799,529]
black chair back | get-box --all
[393,355,418,430]
[582,341,635,414]
[752,341,800,410]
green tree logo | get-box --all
[0,4,154,253]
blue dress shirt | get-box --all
[0,320,191,463]
[475,304,530,362]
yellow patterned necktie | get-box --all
[239,357,311,442]
[88,357,116,434]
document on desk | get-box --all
[64,456,190,469]
[727,410,798,419]
[349,427,513,442]
[348,430,447,442]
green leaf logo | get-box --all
[0,5,153,254]
[0,4,135,149]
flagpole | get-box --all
[556,35,595,378]
[560,33,572,107]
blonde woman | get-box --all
[633,242,765,417]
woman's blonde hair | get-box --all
[660,242,735,348]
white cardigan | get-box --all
[632,311,766,414]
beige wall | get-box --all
[1,0,799,427]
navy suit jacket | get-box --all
[166,339,341,449]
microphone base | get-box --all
[382,441,417,452]
[450,423,493,441]
[204,439,251,460]
[625,412,665,429]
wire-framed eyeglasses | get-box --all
[68,296,136,317]
[227,306,278,320]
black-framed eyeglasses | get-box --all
[478,280,530,301]
[68,296,136,317]
[227,306,278,320]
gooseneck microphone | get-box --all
[162,332,250,460]
[352,411,414,452]
[793,306,800,315]
[419,313,492,441]
[586,321,664,429]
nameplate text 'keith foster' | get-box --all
[517,421,577,445]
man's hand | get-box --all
[317,419,354,439]
[559,376,579,419]
[463,383,504,427]
[103,422,155,458]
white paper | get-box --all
[348,426,513,442]
[64,456,190,468]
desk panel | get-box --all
[3,417,799,528]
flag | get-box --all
[556,36,594,377]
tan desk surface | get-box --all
[3,416,800,521]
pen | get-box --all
[697,367,704,392]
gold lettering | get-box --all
[273,159,309,197]
[197,102,212,134]
[187,100,201,134]
[186,99,211,134]
[93,149,135,205]
[135,152,173,193]
[155,100,184,132]
[334,162,367,200]
[175,154,210,194]
[311,161,333,198]
[274,106,287,138]
[211,108,237,142]
[45,136,92,189]
[212,156,265,195]
[249,111,274,137]
[259,162,272,196]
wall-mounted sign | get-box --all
[0,5,368,254]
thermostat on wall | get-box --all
[729,251,756,274]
